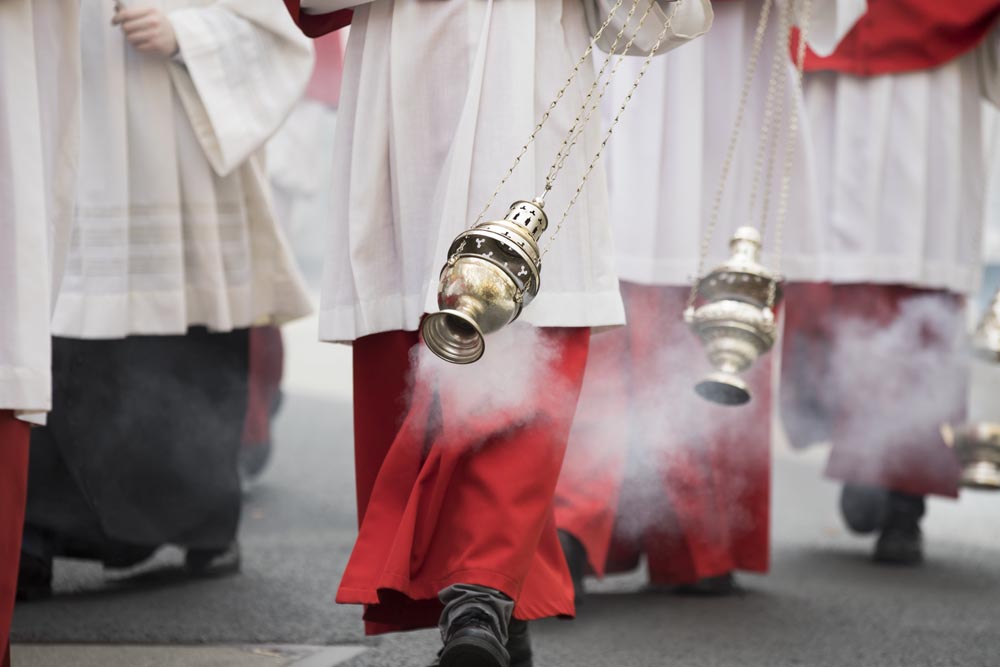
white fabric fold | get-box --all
[321,0,643,342]
[801,51,986,293]
[54,1,314,340]
[605,0,821,287]
[168,2,316,176]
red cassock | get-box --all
[0,411,30,667]
[781,284,965,498]
[555,284,770,585]
[345,329,589,633]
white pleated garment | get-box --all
[53,1,315,339]
[604,0,827,287]
[803,50,987,294]
[0,0,80,421]
[320,0,708,342]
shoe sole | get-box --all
[439,636,507,667]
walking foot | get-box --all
[673,572,739,597]
[873,492,925,566]
[840,483,889,535]
[434,607,510,667]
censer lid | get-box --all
[697,226,782,306]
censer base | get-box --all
[960,461,1000,491]
[695,372,750,406]
[420,310,485,365]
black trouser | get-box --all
[23,328,249,563]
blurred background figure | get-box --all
[17,1,314,601]
[240,326,287,485]
[0,1,81,662]
[781,0,1000,565]
[268,31,345,283]
[240,31,348,486]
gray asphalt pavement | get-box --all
[11,380,1000,666]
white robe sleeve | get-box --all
[803,0,867,57]
[167,2,315,177]
[0,0,80,423]
[584,0,713,56]
[301,0,373,13]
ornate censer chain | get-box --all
[685,0,775,313]
[748,0,792,244]
[543,2,680,256]
[542,0,658,197]
[469,0,631,229]
[766,0,812,308]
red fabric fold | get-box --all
[794,0,1000,76]
[555,284,771,586]
[283,1,353,38]
[342,328,590,634]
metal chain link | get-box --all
[542,3,679,256]
[543,0,657,194]
[685,0,775,312]
[754,0,793,243]
[470,0,629,228]
[767,0,813,308]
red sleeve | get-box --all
[283,1,353,38]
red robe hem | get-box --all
[342,329,587,635]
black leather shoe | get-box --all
[506,619,533,667]
[873,492,925,565]
[673,572,739,597]
[434,608,510,667]
[185,542,241,577]
[16,552,53,602]
[874,524,923,565]
[839,484,890,535]
[558,529,587,605]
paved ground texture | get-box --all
[11,334,1000,667]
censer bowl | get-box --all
[687,299,776,407]
[942,422,1000,491]
[421,256,524,364]
[695,372,751,406]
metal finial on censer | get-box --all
[973,287,1000,362]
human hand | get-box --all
[112,5,179,59]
